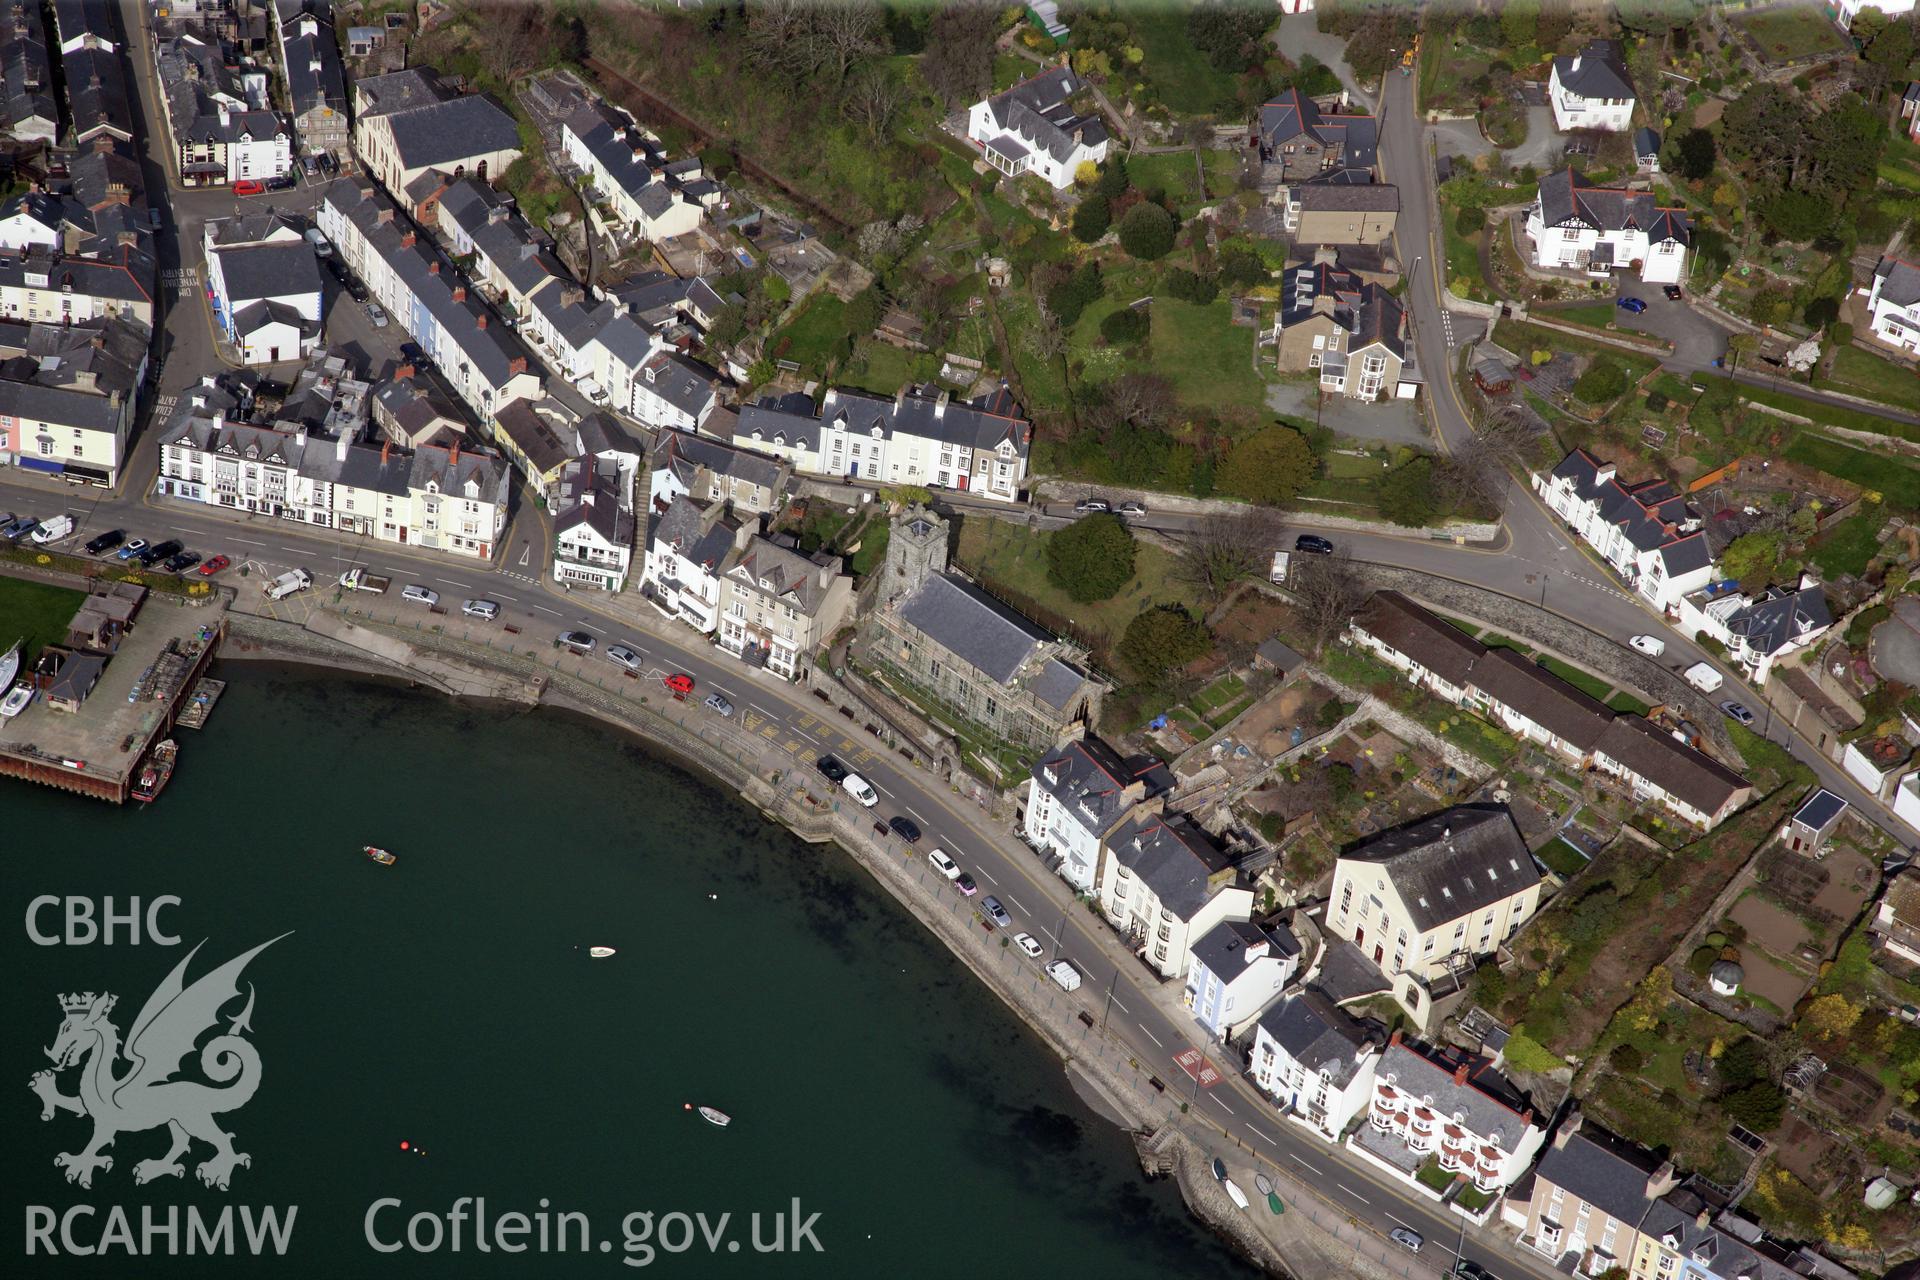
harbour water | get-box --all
[1,666,1256,1277]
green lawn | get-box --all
[0,574,85,660]
[1731,5,1850,62]
[1809,510,1886,578]
[992,53,1033,92]
[1535,836,1591,880]
[1441,216,1487,302]
[1816,345,1920,414]
[1537,656,1614,703]
[1880,131,1920,193]
[1123,150,1236,221]
[1547,301,1620,329]
[1497,318,1660,385]
[1786,436,1920,512]
[1739,380,1920,443]
[771,295,852,374]
[845,342,940,396]
[1131,7,1248,116]
[953,514,1184,653]
[1605,690,1651,716]
[1071,269,1268,413]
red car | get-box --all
[232,179,265,196]
[663,673,694,696]
[197,554,231,576]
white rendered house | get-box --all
[966,66,1109,190]
[1095,812,1251,980]
[1023,734,1160,895]
[1364,1035,1546,1195]
[1548,41,1636,133]
[1525,170,1690,285]
[1250,990,1380,1141]
[1866,256,1920,355]
[1183,920,1300,1040]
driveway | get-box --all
[1271,14,1370,106]
[1501,104,1566,170]
[1611,279,1731,368]
[1266,381,1432,448]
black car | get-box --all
[816,755,849,784]
[137,539,183,567]
[84,529,125,555]
[888,815,922,844]
[162,550,201,574]
[264,175,296,191]
[346,279,370,304]
[1663,284,1683,301]
[1294,534,1335,555]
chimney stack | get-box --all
[380,439,390,464]
[428,260,440,275]
[394,362,415,380]
[399,231,416,249]
[449,439,459,464]
[1452,1059,1470,1087]
[1552,1108,1584,1150]
[451,285,466,303]
[475,313,487,329]
[1647,1160,1679,1199]
[1388,1029,1403,1047]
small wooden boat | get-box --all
[131,739,177,803]
[589,946,616,958]
[1210,1157,1226,1182]
[697,1106,730,1128]
[1267,1192,1285,1215]
[1254,1172,1274,1196]
[1223,1179,1249,1210]
[364,846,396,865]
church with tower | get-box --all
[863,505,1107,761]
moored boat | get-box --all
[0,679,33,718]
[0,640,20,691]
[1254,1172,1274,1196]
[364,846,396,865]
[1210,1157,1226,1182]
[1267,1192,1285,1215]
[1223,1179,1249,1211]
[697,1106,730,1127]
[589,946,616,958]
[131,739,177,803]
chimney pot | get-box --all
[452,285,466,303]
[1388,1029,1403,1047]
[380,439,390,464]
[1452,1060,1469,1087]
[476,313,487,329]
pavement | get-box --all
[1267,380,1432,448]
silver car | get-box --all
[982,896,1012,929]
[703,692,734,717]
[366,302,388,328]
[607,644,644,673]
[461,599,499,620]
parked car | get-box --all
[162,551,201,574]
[557,630,595,654]
[607,644,644,672]
[816,755,850,784]
[1013,932,1044,959]
[197,554,231,576]
[84,529,125,556]
[663,672,695,696]
[1616,296,1648,314]
[149,208,163,230]
[366,302,388,328]
[1046,959,1080,991]
[264,175,296,192]
[1,515,38,538]
[982,896,1012,929]
[301,155,319,177]
[232,179,265,196]
[1450,1262,1492,1280]
[841,773,878,807]
[1294,534,1335,555]
[305,227,331,256]
[955,872,978,896]
[461,599,499,620]
[1073,498,1110,513]
[31,514,75,544]
[1390,1229,1423,1253]
[115,538,148,560]
[1117,500,1147,516]
[888,815,922,844]
[399,584,438,607]
[1720,700,1756,726]
[928,848,961,881]
[1628,634,1666,657]
[346,279,370,304]
[703,692,734,718]
[137,540,183,567]
[1663,284,1683,301]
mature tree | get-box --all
[1718,531,1786,584]
[1103,373,1177,429]
[816,2,887,85]
[845,284,884,336]
[1187,1,1274,73]
[1717,1036,1767,1090]
[470,0,549,83]
[1500,0,1539,47]
[1759,189,1833,242]
[1721,1081,1786,1130]
[1023,304,1067,361]
[1095,156,1130,200]
[1118,202,1177,260]
[1288,550,1368,651]
[1100,306,1150,345]
[1163,267,1220,304]
[842,65,907,142]
[1046,513,1137,602]
[1119,605,1212,679]
[1178,508,1286,603]
[1071,194,1111,243]
[920,3,998,108]
[1220,424,1315,506]
[1045,260,1104,326]
[1445,402,1542,514]
[1801,993,1862,1043]
[1378,456,1439,527]
[1669,128,1717,182]
[1571,361,1628,404]
[1720,83,1806,179]
[1608,1043,1645,1073]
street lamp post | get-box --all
[1100,968,1121,1030]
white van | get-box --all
[842,773,878,807]
[1046,960,1081,992]
[1683,662,1724,694]
[31,514,74,544]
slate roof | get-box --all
[654,429,784,493]
[1658,531,1711,577]
[1533,1125,1665,1226]
[1377,1040,1534,1149]
[1552,39,1636,101]
[819,383,1031,456]
[1592,717,1750,815]
[491,396,573,475]
[728,535,840,616]
[354,66,446,119]
[1726,583,1831,658]
[1354,590,1483,688]
[64,46,131,141]
[979,65,1107,164]
[1287,182,1399,212]
[1340,805,1539,932]
[1257,88,1378,172]
[556,457,635,549]
[1031,658,1093,711]
[1471,647,1614,751]
[0,378,120,431]
[1030,734,1167,836]
[281,25,348,122]
[215,241,322,305]
[639,352,719,417]
[1792,788,1847,834]
[1257,989,1376,1087]
[229,298,312,340]
[563,104,701,221]
[1192,919,1301,981]
[1312,937,1392,1003]
[381,93,520,172]
[1105,812,1236,920]
[1546,448,1696,555]
[1876,256,1920,309]
[372,375,463,444]
[1536,169,1690,246]
[409,440,508,507]
[895,572,1052,684]
[1634,126,1661,160]
[647,492,729,569]
[736,399,824,453]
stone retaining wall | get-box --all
[1034,479,1500,542]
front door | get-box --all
[1354,927,1364,947]
[1373,944,1384,964]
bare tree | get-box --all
[1288,551,1370,653]
[921,3,998,109]
[1105,372,1178,429]
[470,0,546,84]
[745,0,828,77]
[1023,303,1067,362]
[842,65,907,143]
[1447,400,1545,515]
[815,1,886,87]
[1178,508,1286,604]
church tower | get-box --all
[881,504,949,609]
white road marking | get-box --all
[1005,894,1028,916]
[1247,1125,1274,1146]
[1387,1213,1416,1230]
[532,604,562,616]
[1338,1184,1369,1205]
[903,805,926,823]
[1108,995,1128,1014]
[976,867,999,885]
[1217,1097,1236,1116]
[867,778,894,798]
[790,725,817,743]
[1138,1022,1164,1048]
[227,537,265,546]
[1289,1153,1320,1173]
[1039,925,1058,945]
[434,577,463,587]
[748,702,776,721]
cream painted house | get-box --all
[1095,812,1252,979]
[1327,806,1541,1022]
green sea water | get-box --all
[0,665,1255,1277]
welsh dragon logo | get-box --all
[29,935,288,1191]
